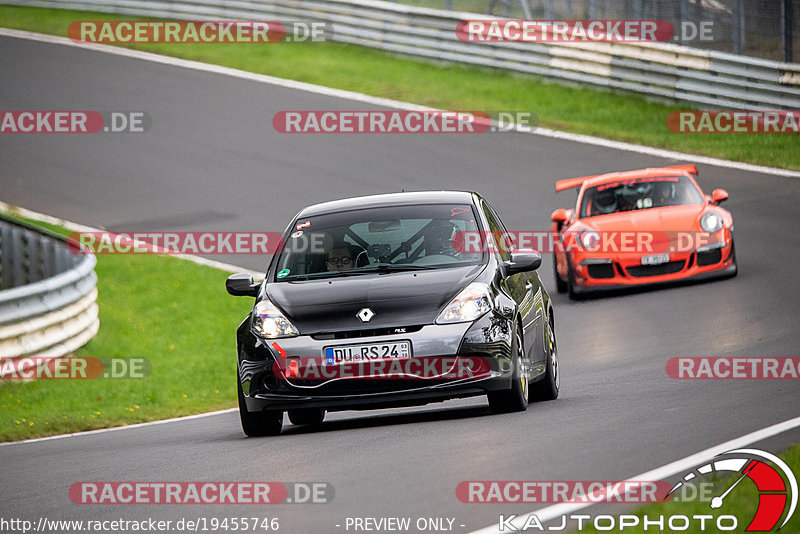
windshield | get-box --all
[579,175,704,218]
[272,204,484,281]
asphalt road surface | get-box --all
[1,34,799,533]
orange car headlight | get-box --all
[701,212,724,233]
[577,229,600,251]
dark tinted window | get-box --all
[273,204,484,280]
[482,202,513,262]
[580,175,704,218]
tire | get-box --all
[567,261,581,301]
[727,240,738,278]
[238,375,283,437]
[288,409,326,426]
[553,254,568,293]
[531,314,560,401]
[488,327,529,413]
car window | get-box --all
[273,204,484,280]
[482,201,513,262]
[579,175,704,218]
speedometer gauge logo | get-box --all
[667,448,797,531]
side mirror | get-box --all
[226,273,260,297]
[712,189,729,205]
[551,209,568,224]
[505,252,542,276]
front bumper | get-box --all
[569,236,735,294]
[237,314,515,412]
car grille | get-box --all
[626,260,685,278]
[587,263,615,279]
[697,248,723,266]
[311,325,424,340]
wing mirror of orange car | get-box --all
[551,208,568,224]
[712,189,729,205]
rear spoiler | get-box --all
[554,164,698,192]
[555,175,594,192]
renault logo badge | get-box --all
[357,308,375,322]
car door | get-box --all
[481,202,546,373]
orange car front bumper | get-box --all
[568,237,736,294]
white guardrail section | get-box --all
[4,0,800,110]
[0,218,99,362]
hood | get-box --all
[266,265,485,334]
[569,204,711,255]
[578,204,707,232]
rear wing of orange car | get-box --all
[554,164,698,192]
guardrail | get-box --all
[3,0,800,110]
[0,216,99,361]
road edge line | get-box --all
[0,408,237,447]
[1,27,799,179]
[468,414,800,533]
[0,200,261,277]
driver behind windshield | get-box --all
[422,220,458,256]
[594,189,618,215]
[325,245,355,271]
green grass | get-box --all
[577,444,800,533]
[0,212,253,441]
[1,5,798,169]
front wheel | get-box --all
[531,315,559,401]
[238,375,283,437]
[727,240,738,278]
[567,260,582,301]
[553,254,567,293]
[488,327,529,413]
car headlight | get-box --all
[577,229,600,250]
[251,300,299,338]
[701,212,724,233]
[436,282,493,324]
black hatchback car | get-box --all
[227,191,559,436]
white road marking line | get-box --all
[1,27,799,179]
[0,408,237,447]
[1,28,797,449]
[468,414,800,533]
[0,200,252,447]
[0,200,261,277]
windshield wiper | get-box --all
[280,263,434,281]
[283,270,363,281]
[356,263,435,273]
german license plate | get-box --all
[323,341,411,365]
[641,253,670,265]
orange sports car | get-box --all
[551,164,737,299]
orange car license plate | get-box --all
[641,253,670,265]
